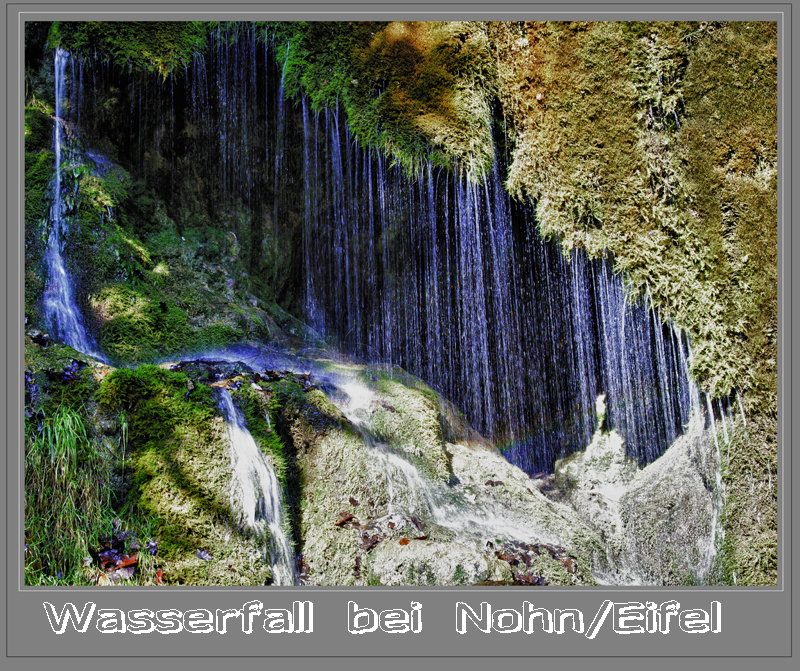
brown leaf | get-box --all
[399,538,410,546]
[335,511,355,527]
[117,553,138,568]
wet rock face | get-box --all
[26,338,722,587]
[275,362,604,586]
[552,409,639,579]
[618,414,720,585]
[554,406,722,586]
[367,537,513,586]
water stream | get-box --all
[331,378,558,548]
[40,36,737,586]
[42,49,106,362]
[218,388,297,586]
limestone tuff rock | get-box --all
[276,362,604,586]
[554,406,725,585]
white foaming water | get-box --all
[699,396,728,583]
[334,379,547,546]
[218,389,296,585]
[42,49,107,363]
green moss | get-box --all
[713,415,777,585]
[94,364,273,585]
[90,283,244,364]
[96,365,196,445]
[51,21,209,77]
[25,106,53,151]
[25,147,53,222]
[231,384,288,484]
[273,21,496,175]
[496,22,776,584]
[24,143,54,322]
[24,374,162,586]
[500,21,776,400]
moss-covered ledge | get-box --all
[48,21,210,77]
[491,21,777,585]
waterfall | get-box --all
[332,378,554,546]
[218,389,297,586]
[42,49,106,363]
[175,29,704,473]
[67,28,711,475]
[299,94,697,474]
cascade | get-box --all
[66,29,712,476]
[28,23,770,589]
[218,388,297,586]
[299,94,698,474]
[331,377,558,547]
[42,49,106,363]
[174,31,703,473]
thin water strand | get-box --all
[43,49,106,363]
[218,389,297,585]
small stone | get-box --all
[28,330,49,346]
[409,516,425,531]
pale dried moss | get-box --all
[494,21,777,585]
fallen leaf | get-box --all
[117,553,138,568]
[117,565,135,580]
[334,511,355,527]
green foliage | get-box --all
[271,21,496,175]
[24,407,108,582]
[50,21,209,77]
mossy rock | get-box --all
[366,538,512,586]
[94,364,276,585]
[51,21,209,77]
[273,20,496,175]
